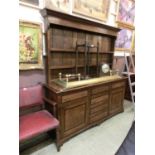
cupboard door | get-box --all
[109,87,124,116]
[60,97,87,138]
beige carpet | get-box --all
[21,100,134,155]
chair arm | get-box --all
[43,97,57,117]
[43,97,57,106]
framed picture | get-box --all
[19,0,39,6]
[131,33,135,51]
[115,26,134,51]
[73,0,110,21]
[44,0,70,12]
[19,21,43,70]
[116,0,135,28]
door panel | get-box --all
[110,88,124,116]
[60,97,87,138]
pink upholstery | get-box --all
[19,85,43,109]
[19,110,59,142]
[19,84,59,148]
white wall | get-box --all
[19,3,43,25]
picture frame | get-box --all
[19,0,39,7]
[73,0,110,21]
[115,26,134,51]
[116,0,135,28]
[44,0,70,13]
[19,21,43,70]
[131,33,135,51]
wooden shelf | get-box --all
[50,64,99,69]
[50,64,113,69]
[50,48,74,52]
[50,48,114,54]
[90,51,114,54]
[102,52,114,54]
[50,65,75,69]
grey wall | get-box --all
[19,70,45,88]
[19,56,47,88]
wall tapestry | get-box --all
[19,21,43,70]
[73,0,110,21]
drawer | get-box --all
[61,97,88,108]
[62,91,88,103]
[90,110,108,123]
[91,94,109,105]
[112,81,125,89]
[92,85,109,95]
[91,99,108,108]
[90,104,108,114]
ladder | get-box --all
[122,51,135,104]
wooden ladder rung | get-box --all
[122,72,135,75]
[131,82,135,86]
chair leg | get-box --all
[56,127,61,152]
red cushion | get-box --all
[19,85,43,109]
[19,110,59,142]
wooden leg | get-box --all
[56,127,61,152]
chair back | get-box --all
[19,84,43,109]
